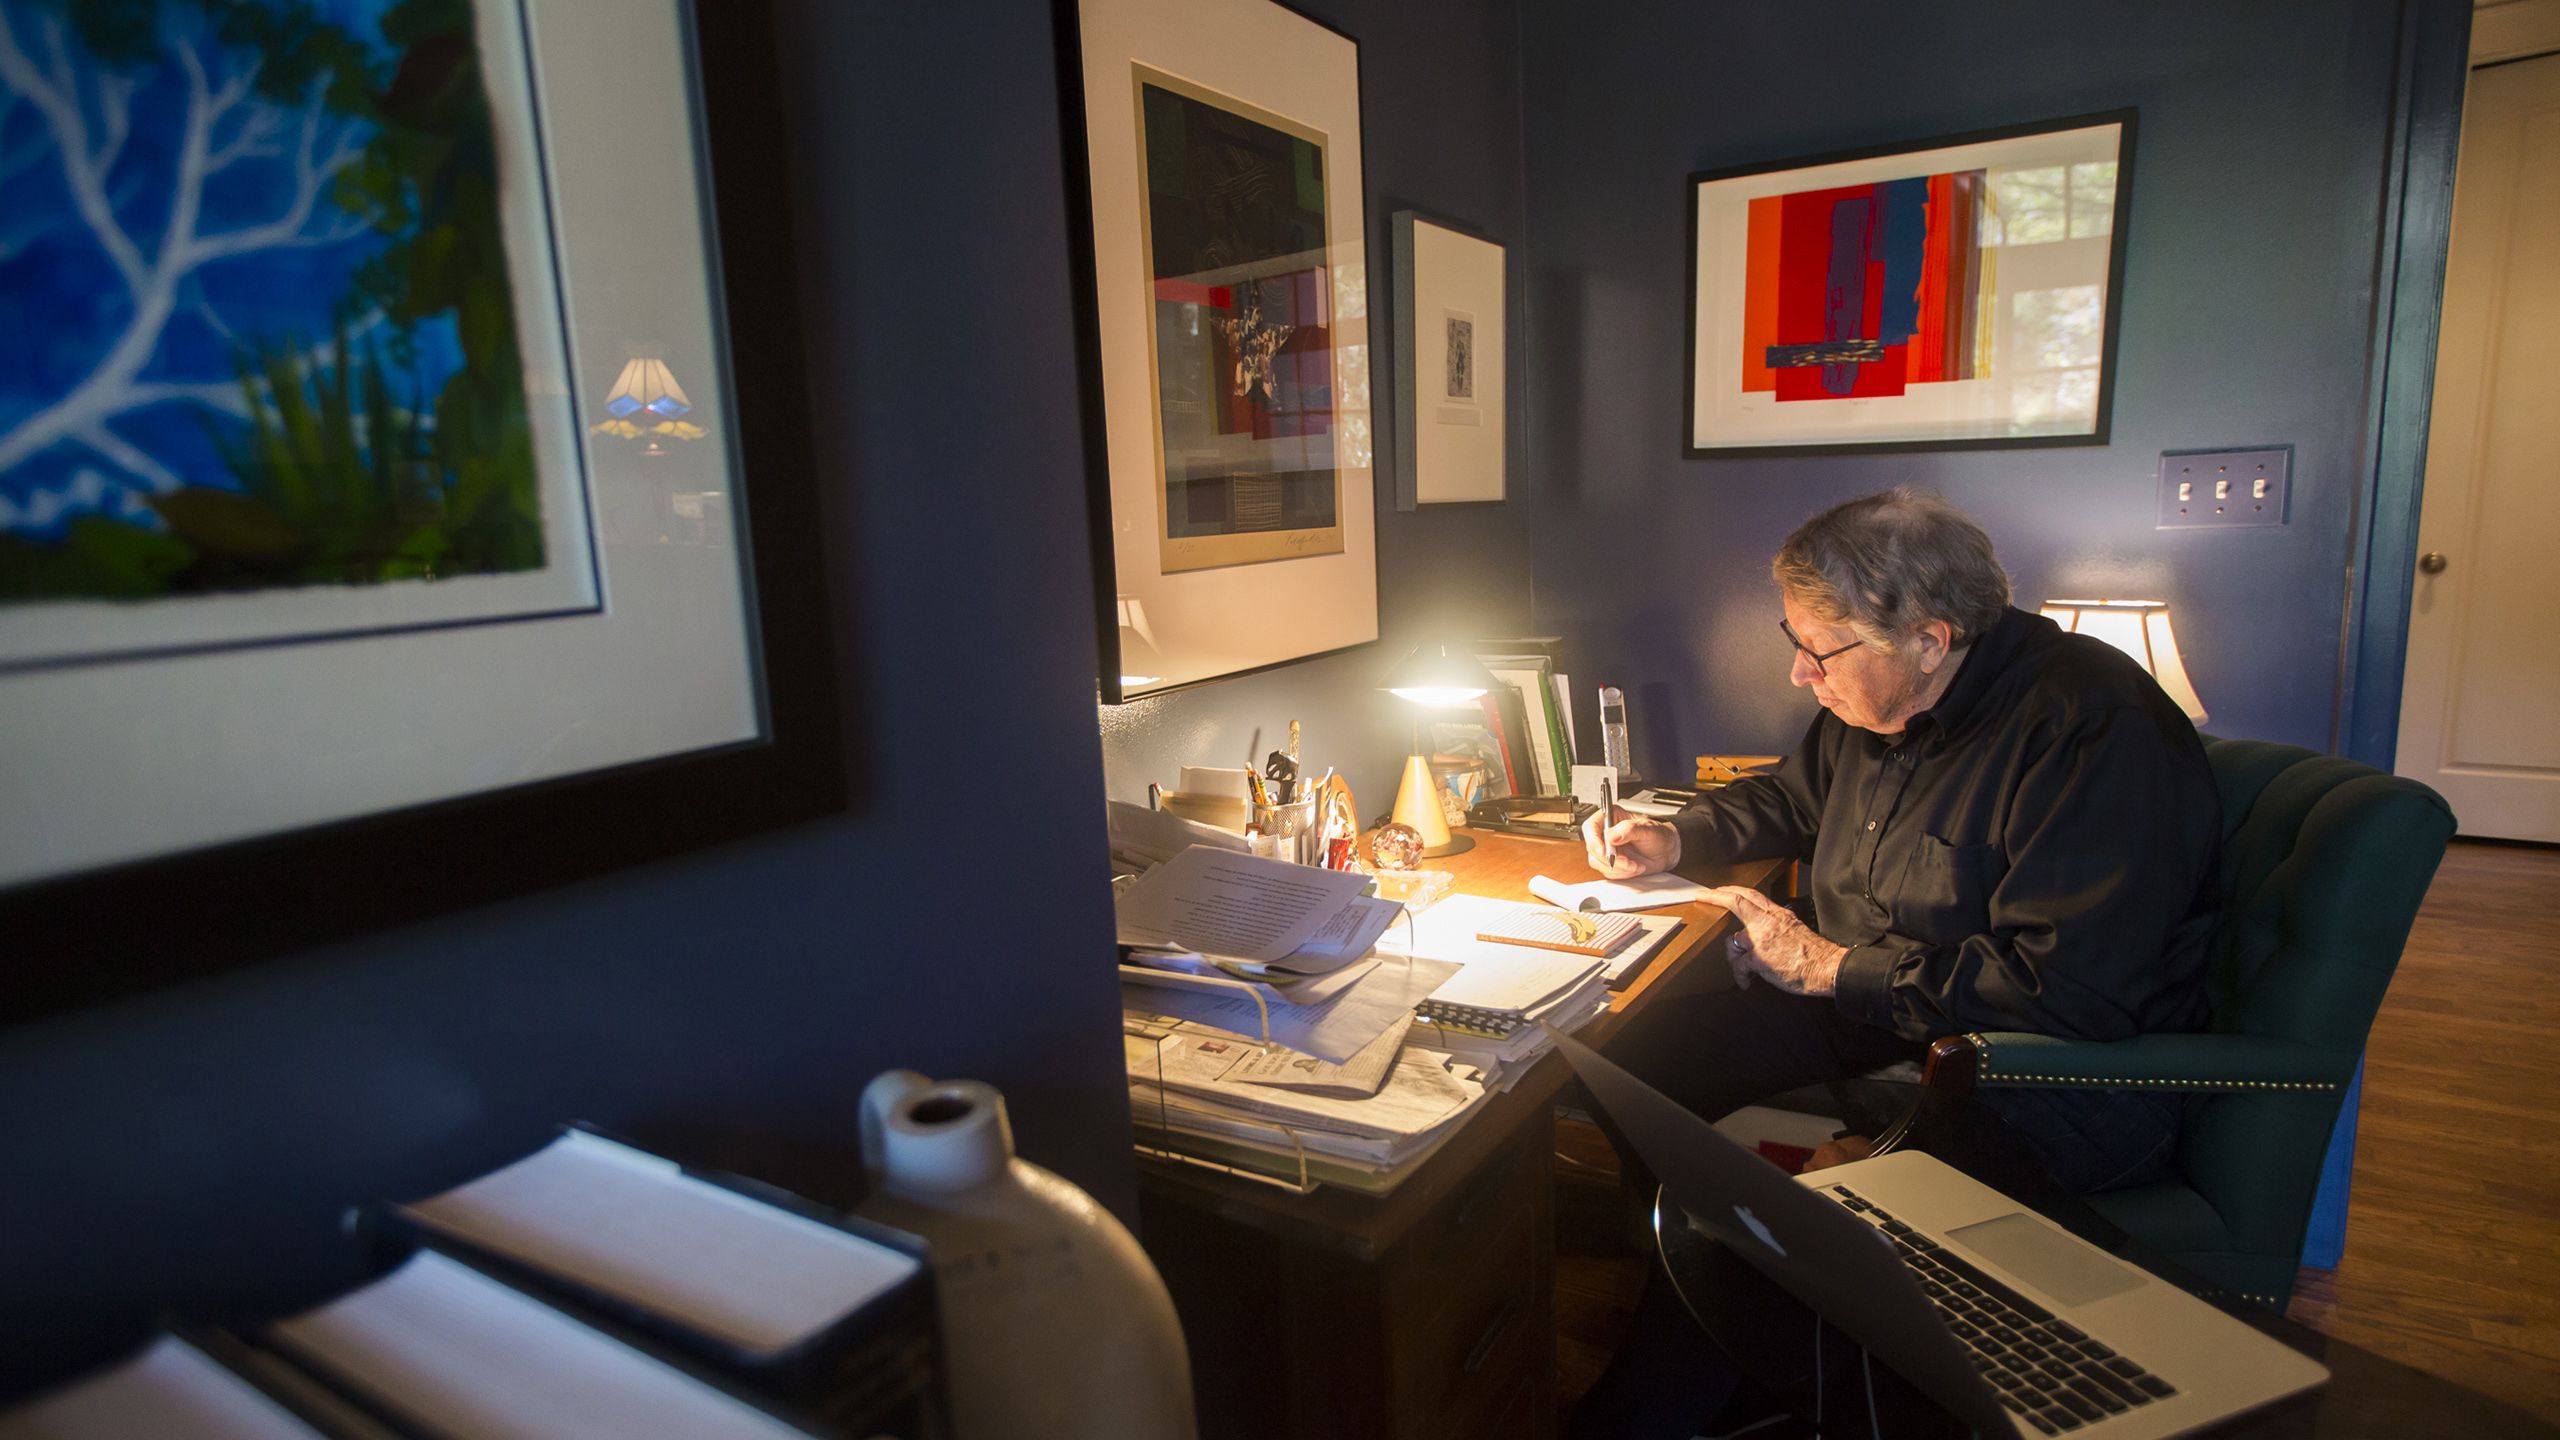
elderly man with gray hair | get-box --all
[1586,487,2218,1193]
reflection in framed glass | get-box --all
[0,0,840,1025]
[1684,111,2135,457]
[1059,0,1379,703]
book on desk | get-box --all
[0,1130,951,1440]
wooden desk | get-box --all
[1134,830,1787,1440]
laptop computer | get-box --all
[1552,1030,2329,1438]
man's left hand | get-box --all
[1702,886,1848,996]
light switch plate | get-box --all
[2158,446,2290,528]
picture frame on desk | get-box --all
[1057,0,1380,703]
[1391,210,1507,509]
[1684,110,2135,457]
[0,0,842,1026]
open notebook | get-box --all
[1415,952,1603,1037]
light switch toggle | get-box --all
[2158,446,2292,529]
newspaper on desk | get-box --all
[1124,1010,1487,1164]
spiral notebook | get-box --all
[1415,953,1604,1037]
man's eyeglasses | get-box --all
[1780,619,1862,677]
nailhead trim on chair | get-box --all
[1967,1033,2341,1092]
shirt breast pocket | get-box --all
[1894,835,2007,943]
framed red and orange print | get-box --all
[1684,112,2134,457]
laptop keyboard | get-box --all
[1828,1186,2178,1435]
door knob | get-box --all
[2419,552,2448,574]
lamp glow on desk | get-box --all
[1379,642,1499,857]
[2039,598,2207,723]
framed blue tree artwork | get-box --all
[0,0,597,666]
[0,0,843,1024]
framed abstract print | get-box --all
[1391,210,1506,508]
[1685,111,2135,457]
[1059,0,1378,702]
[0,0,840,1023]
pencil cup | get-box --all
[1247,795,1322,866]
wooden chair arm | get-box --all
[1919,1034,1980,1098]
[1869,1036,1981,1158]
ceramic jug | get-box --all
[857,1070,1197,1440]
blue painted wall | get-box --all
[1519,0,2408,774]
[0,0,1136,1390]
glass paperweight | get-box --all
[1368,867,1454,912]
[1368,822,1424,871]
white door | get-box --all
[2395,35,2560,842]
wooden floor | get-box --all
[2283,839,2560,1419]
[1555,839,2560,1425]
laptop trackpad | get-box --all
[1947,1212,2145,1307]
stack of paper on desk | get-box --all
[1420,951,1603,1027]
[1115,846,1402,981]
[1120,952,1381,1009]
[1120,954,1457,1063]
[1123,1011,1489,1173]
[1410,964,1612,1089]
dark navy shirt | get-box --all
[1675,605,2220,1049]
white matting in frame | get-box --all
[0,0,762,889]
[1393,211,1505,507]
[1687,116,2128,454]
[0,0,594,671]
[1074,0,1377,700]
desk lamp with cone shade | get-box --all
[1379,642,1499,858]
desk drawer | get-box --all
[1386,1132,1554,1434]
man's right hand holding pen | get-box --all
[1582,806,1681,879]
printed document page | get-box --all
[1114,846,1375,962]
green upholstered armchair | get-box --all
[1877,738,2457,1308]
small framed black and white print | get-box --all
[1392,210,1506,508]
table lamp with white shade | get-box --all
[1379,642,1500,857]
[2038,599,2208,724]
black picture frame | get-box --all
[0,0,842,1028]
[1682,109,2137,460]
[1054,0,1381,705]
